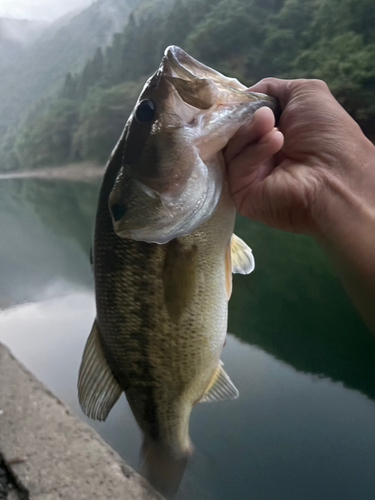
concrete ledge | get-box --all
[0,343,163,500]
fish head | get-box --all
[109,46,278,244]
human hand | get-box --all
[226,77,375,332]
[225,78,375,239]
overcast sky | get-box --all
[0,0,93,22]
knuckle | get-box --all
[259,77,275,84]
[286,79,298,92]
[309,79,329,91]
[291,78,328,92]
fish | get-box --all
[78,46,277,471]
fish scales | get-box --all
[95,160,234,446]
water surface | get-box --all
[1,177,375,500]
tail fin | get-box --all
[140,437,189,498]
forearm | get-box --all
[313,151,375,332]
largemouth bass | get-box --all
[78,46,277,461]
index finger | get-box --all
[249,78,294,109]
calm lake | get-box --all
[1,176,375,500]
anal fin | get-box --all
[199,361,239,403]
[78,320,122,421]
[231,234,255,275]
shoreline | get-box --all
[0,162,105,182]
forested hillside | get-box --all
[4,0,375,171]
[0,0,142,164]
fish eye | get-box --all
[135,99,155,123]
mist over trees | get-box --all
[4,0,375,170]
[0,0,142,166]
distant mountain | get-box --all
[0,18,50,66]
[0,18,50,46]
[0,0,139,137]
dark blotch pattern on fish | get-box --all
[92,133,161,438]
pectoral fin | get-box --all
[78,320,122,421]
[199,361,239,403]
[163,240,198,324]
[231,234,255,275]
[225,243,232,300]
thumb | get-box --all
[225,106,276,163]
[227,126,283,207]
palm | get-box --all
[226,80,354,235]
[232,154,323,233]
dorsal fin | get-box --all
[231,234,255,274]
[199,361,239,403]
[78,320,122,421]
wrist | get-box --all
[311,139,375,249]
[310,140,375,333]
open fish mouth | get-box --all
[108,46,279,244]
[162,45,276,107]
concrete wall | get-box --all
[0,343,163,500]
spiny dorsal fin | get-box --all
[78,320,122,421]
[163,239,198,324]
[199,361,239,403]
[231,234,255,275]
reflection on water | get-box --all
[1,178,375,499]
[0,179,98,307]
[231,216,375,402]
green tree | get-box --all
[104,33,124,86]
[72,81,143,163]
[15,99,78,168]
[6,0,375,171]
[293,32,375,120]
[186,0,265,79]
[119,13,140,82]
[61,72,78,100]
[159,0,193,50]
